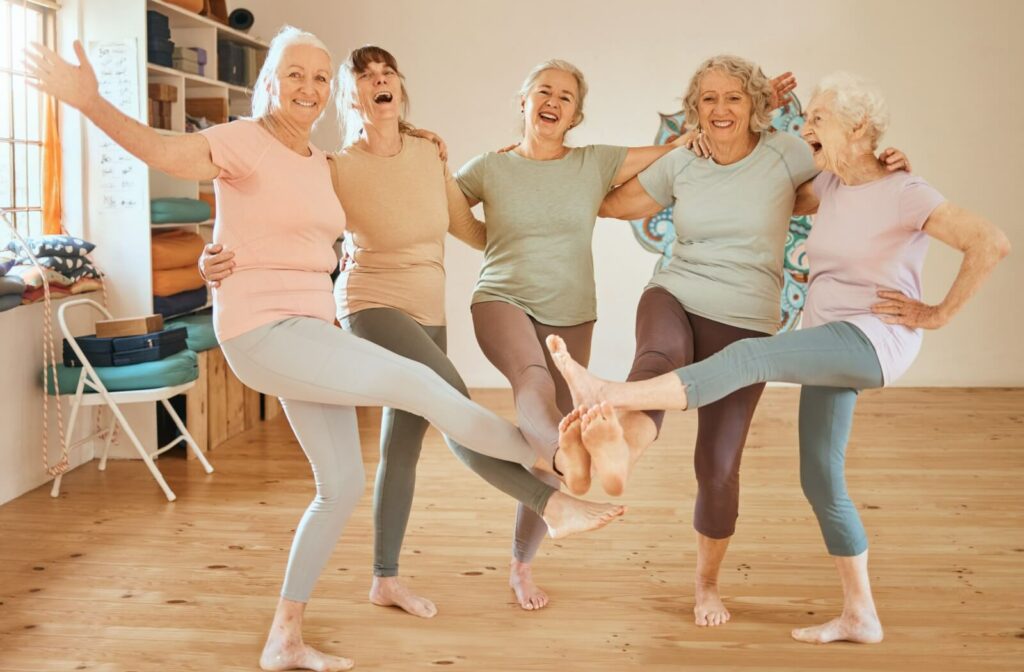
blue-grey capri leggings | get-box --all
[675,321,885,556]
[220,316,539,602]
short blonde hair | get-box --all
[682,54,774,133]
[336,45,415,148]
[251,25,334,124]
[812,72,889,149]
[519,59,588,129]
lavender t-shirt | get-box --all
[803,171,945,384]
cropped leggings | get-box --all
[343,308,557,577]
[627,286,769,540]
[220,316,542,602]
[471,300,594,563]
[674,320,884,556]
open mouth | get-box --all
[538,111,559,123]
[373,91,394,104]
[810,141,823,154]
[294,99,317,109]
[710,120,734,129]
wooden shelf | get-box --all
[151,219,214,230]
[147,63,252,95]
[147,0,269,49]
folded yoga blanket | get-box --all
[151,229,206,271]
[150,198,211,224]
[153,286,208,317]
[153,266,205,297]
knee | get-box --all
[315,470,366,512]
[630,348,685,380]
[694,452,740,497]
[799,458,844,512]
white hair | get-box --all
[250,25,334,123]
[519,59,589,129]
[812,72,890,148]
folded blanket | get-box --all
[153,266,205,297]
[22,285,71,304]
[5,234,95,258]
[0,294,21,312]
[151,229,206,270]
[0,250,15,275]
[165,313,217,351]
[0,275,25,296]
[153,286,207,317]
[71,277,103,294]
[9,255,100,280]
[150,198,211,224]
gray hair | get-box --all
[519,59,588,129]
[251,25,334,124]
[682,54,774,133]
[812,72,889,148]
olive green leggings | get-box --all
[344,308,557,577]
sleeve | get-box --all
[899,176,946,232]
[588,144,629,191]
[444,163,486,250]
[636,149,685,208]
[200,120,270,182]
[781,133,819,188]
[455,153,488,202]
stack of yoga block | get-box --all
[173,46,207,77]
[147,11,174,67]
[2,235,103,305]
[151,226,208,318]
[218,40,264,87]
[148,83,178,131]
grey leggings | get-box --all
[471,300,595,563]
[676,321,885,556]
[344,308,557,578]
[220,316,540,602]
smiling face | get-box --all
[696,69,754,143]
[801,92,851,172]
[351,59,404,125]
[272,44,332,128]
[521,68,580,142]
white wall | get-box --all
[217,0,1023,387]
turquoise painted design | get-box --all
[630,96,812,332]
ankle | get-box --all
[694,576,720,591]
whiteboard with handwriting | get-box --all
[89,40,145,213]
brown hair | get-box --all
[336,45,415,147]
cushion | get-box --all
[0,249,15,275]
[22,285,71,304]
[151,229,206,270]
[0,294,21,312]
[152,266,204,296]
[5,235,95,258]
[0,275,25,296]
[47,349,198,395]
[165,313,217,351]
[7,265,78,289]
[153,286,207,317]
[150,198,211,224]
[10,255,100,280]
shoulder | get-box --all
[201,118,264,143]
[764,130,811,158]
[457,151,497,177]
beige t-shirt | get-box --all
[332,136,485,326]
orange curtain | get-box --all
[42,95,62,235]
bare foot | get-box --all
[791,610,884,644]
[260,639,354,672]
[545,335,605,408]
[541,490,625,539]
[555,406,591,495]
[579,402,631,497]
[369,576,437,618]
[509,559,549,611]
[693,580,731,627]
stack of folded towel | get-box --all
[3,235,103,305]
[151,229,208,317]
[0,250,25,312]
[151,197,211,225]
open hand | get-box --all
[871,289,947,329]
[878,147,912,173]
[24,40,100,112]
[408,128,448,162]
[199,243,235,288]
[673,129,712,158]
[769,71,797,110]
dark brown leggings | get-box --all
[471,300,594,562]
[627,286,769,539]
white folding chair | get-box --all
[49,298,213,501]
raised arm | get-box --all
[26,41,219,181]
[872,203,1011,328]
[599,176,664,220]
[612,133,692,186]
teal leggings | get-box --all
[676,321,885,556]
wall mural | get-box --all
[629,96,811,332]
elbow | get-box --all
[598,202,612,218]
[995,230,1012,260]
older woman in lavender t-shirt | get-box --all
[544,71,1010,646]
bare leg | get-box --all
[693,533,732,627]
[260,598,354,672]
[791,551,883,644]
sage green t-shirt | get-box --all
[638,131,817,334]
[456,144,627,326]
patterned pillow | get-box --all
[0,249,15,275]
[12,255,101,280]
[4,235,96,259]
[7,265,77,289]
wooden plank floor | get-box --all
[1,388,1022,671]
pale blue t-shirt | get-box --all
[638,131,817,334]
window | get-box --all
[0,0,56,245]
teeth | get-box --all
[711,120,732,127]
[294,100,316,108]
[539,113,558,121]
